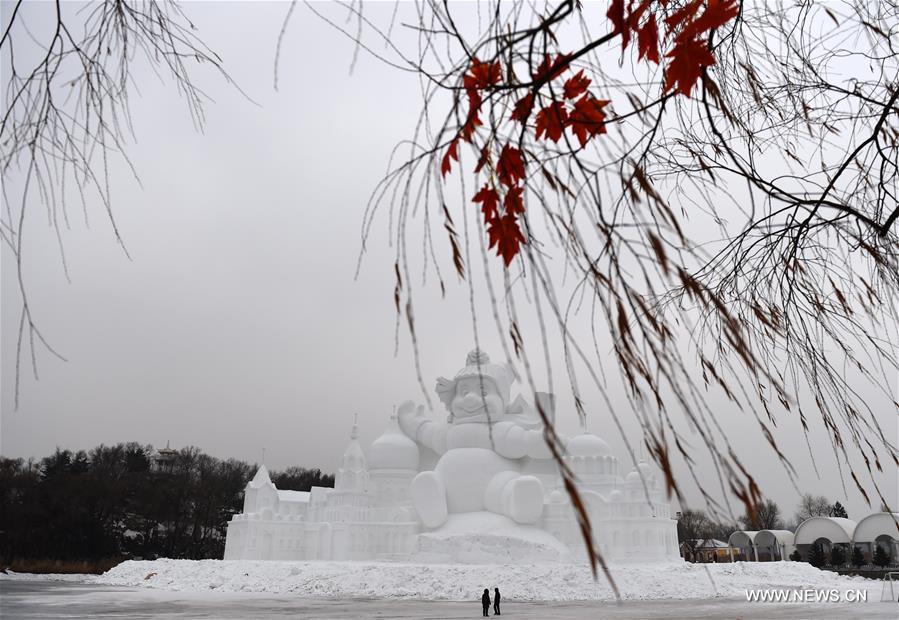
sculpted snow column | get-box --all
[398,349,558,528]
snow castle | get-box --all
[224,350,680,563]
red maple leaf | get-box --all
[511,93,535,124]
[496,145,525,187]
[504,185,525,215]
[464,58,502,90]
[472,185,501,224]
[441,140,458,178]
[665,0,703,30]
[664,38,716,97]
[535,102,569,143]
[626,0,653,32]
[563,70,592,99]
[606,0,627,39]
[532,54,570,83]
[487,213,526,266]
[693,0,740,35]
[459,81,484,143]
[676,0,739,43]
[568,95,609,147]
[460,59,500,143]
[637,14,660,64]
[460,112,482,142]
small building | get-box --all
[151,442,178,474]
[680,538,734,562]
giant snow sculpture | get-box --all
[223,350,680,563]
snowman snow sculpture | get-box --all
[397,349,555,528]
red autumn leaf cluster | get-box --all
[664,0,739,96]
[472,175,526,266]
[488,146,528,265]
[462,58,500,140]
[439,4,739,265]
[607,0,739,97]
[518,60,610,148]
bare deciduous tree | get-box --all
[1,0,233,406]
[292,0,899,578]
[793,493,832,524]
[739,498,784,530]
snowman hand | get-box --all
[525,429,554,459]
[397,400,417,420]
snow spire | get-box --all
[335,413,367,492]
[249,463,272,488]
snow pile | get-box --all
[98,559,878,602]
[416,512,572,563]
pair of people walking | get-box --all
[481,588,501,616]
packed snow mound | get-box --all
[417,512,572,563]
[98,559,878,602]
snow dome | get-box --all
[369,416,420,470]
[566,432,611,457]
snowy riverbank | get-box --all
[78,559,882,602]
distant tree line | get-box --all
[0,443,333,570]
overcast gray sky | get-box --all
[1,1,896,522]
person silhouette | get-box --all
[493,588,501,615]
[481,588,491,617]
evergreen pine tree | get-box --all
[873,544,890,568]
[808,542,826,567]
[830,501,848,518]
[830,545,845,567]
[851,546,864,568]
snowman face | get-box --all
[451,376,505,420]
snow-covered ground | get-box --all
[75,559,883,602]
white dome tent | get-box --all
[727,530,758,561]
[725,513,899,566]
[852,512,899,564]
[754,530,795,561]
[793,517,856,561]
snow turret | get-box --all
[244,464,276,514]
[335,415,367,493]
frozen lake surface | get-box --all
[1,580,896,619]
